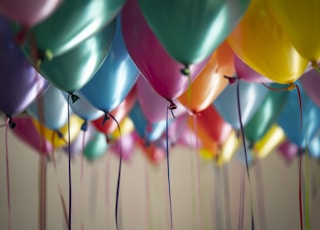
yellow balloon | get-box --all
[228,0,308,84]
[33,115,83,148]
[267,0,320,63]
[253,124,285,159]
[110,117,134,140]
[215,130,241,166]
[199,148,215,161]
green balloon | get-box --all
[244,84,289,142]
[84,132,108,161]
[35,19,116,92]
[137,0,249,65]
[16,0,125,58]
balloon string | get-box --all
[189,148,196,230]
[81,131,86,230]
[223,165,231,230]
[107,112,122,230]
[193,115,202,230]
[254,160,267,230]
[238,168,244,230]
[299,153,304,230]
[145,162,152,230]
[105,157,110,225]
[67,94,72,230]
[261,82,296,91]
[50,139,68,226]
[304,149,310,230]
[39,155,47,230]
[5,118,11,230]
[166,105,173,230]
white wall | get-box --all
[0,128,319,230]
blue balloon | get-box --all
[27,85,69,130]
[214,80,268,130]
[80,17,139,114]
[62,91,104,122]
[308,136,320,158]
[129,102,168,142]
[278,82,320,148]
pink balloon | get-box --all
[121,0,208,100]
[110,132,136,161]
[11,116,53,155]
[300,69,320,107]
[277,139,298,161]
[0,0,62,26]
[234,54,271,83]
[137,76,187,123]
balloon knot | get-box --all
[15,26,29,45]
[288,83,296,91]
[102,113,110,125]
[180,64,190,76]
[8,116,16,129]
[224,75,238,85]
[70,93,79,103]
[56,130,64,139]
[298,148,305,156]
[144,140,150,147]
[80,121,88,131]
[248,142,255,149]
[168,100,177,110]
[106,135,113,143]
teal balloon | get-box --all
[27,85,69,130]
[16,0,125,58]
[129,102,168,142]
[35,19,116,92]
[214,80,268,130]
[244,83,289,142]
[80,18,139,113]
[137,0,250,64]
[84,132,108,161]
[278,82,320,148]
[309,136,320,158]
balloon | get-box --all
[80,18,138,113]
[84,132,108,161]
[0,0,61,26]
[300,69,320,107]
[62,91,104,122]
[137,136,166,164]
[129,102,168,142]
[266,0,320,62]
[27,85,69,130]
[244,83,289,143]
[228,0,308,84]
[308,136,320,158]
[234,55,271,83]
[92,87,137,135]
[188,106,232,154]
[178,41,234,113]
[214,80,268,129]
[11,116,53,155]
[16,0,125,58]
[110,117,134,141]
[121,0,208,100]
[215,130,241,165]
[277,139,298,161]
[32,115,83,148]
[31,19,116,92]
[0,16,48,116]
[62,124,96,157]
[137,0,250,65]
[278,83,320,148]
[137,76,187,123]
[253,124,285,159]
[110,132,136,161]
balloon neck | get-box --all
[102,113,110,125]
[180,64,190,76]
[69,93,79,103]
[15,26,29,45]
[298,148,305,156]
[80,121,88,131]
[248,142,254,150]
[224,75,238,85]
[56,130,64,139]
[7,116,16,129]
[311,61,320,74]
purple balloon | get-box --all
[137,76,187,123]
[300,69,320,107]
[234,55,271,83]
[0,16,48,116]
[11,116,53,155]
[278,139,298,161]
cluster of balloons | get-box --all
[1,0,320,164]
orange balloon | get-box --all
[178,41,235,113]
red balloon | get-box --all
[92,87,137,135]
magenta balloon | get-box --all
[0,0,61,26]
[300,69,320,107]
[278,139,298,161]
[11,116,53,155]
[0,16,49,116]
[110,132,136,161]
[234,55,271,83]
[137,76,187,123]
[121,0,208,100]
